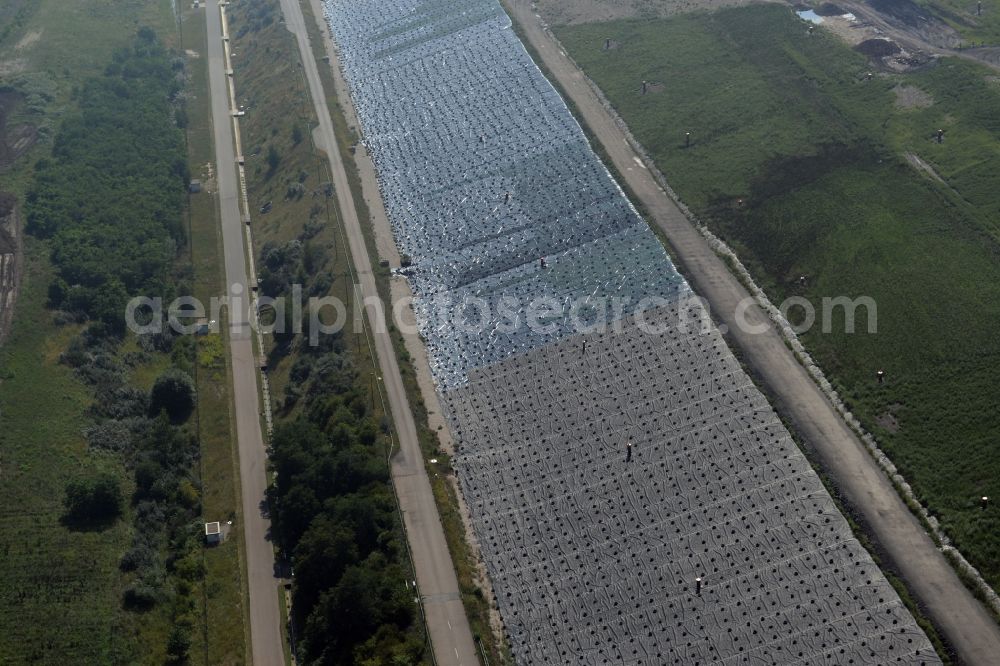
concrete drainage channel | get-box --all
[321,0,943,663]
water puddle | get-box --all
[797,9,825,23]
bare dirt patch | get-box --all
[856,36,902,56]
[536,0,778,25]
[0,59,26,77]
[814,11,869,46]
[875,403,903,434]
[809,0,977,72]
[904,151,947,185]
[14,29,41,51]
[0,90,38,171]
[827,15,935,73]
[837,0,963,51]
[893,83,933,109]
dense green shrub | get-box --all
[63,473,123,525]
[149,368,196,422]
[269,372,422,663]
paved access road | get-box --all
[205,4,285,664]
[277,0,480,664]
[501,1,1000,663]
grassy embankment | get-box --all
[557,4,1000,592]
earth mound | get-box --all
[856,38,902,57]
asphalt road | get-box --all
[277,1,480,664]
[205,4,285,664]
[501,1,1000,663]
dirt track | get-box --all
[0,193,19,346]
[502,0,1000,662]
[0,91,37,172]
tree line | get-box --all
[26,26,188,334]
[260,230,426,664]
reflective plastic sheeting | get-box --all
[326,0,684,386]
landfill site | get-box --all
[323,0,941,662]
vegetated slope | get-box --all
[0,1,39,47]
[902,0,1000,43]
[0,29,204,664]
[222,1,429,662]
[558,4,1000,590]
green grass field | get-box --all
[558,4,1000,591]
[0,1,182,661]
[0,1,259,662]
[0,246,134,663]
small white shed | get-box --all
[205,521,222,545]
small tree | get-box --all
[267,145,281,174]
[64,473,123,525]
[166,625,191,662]
[150,368,196,422]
